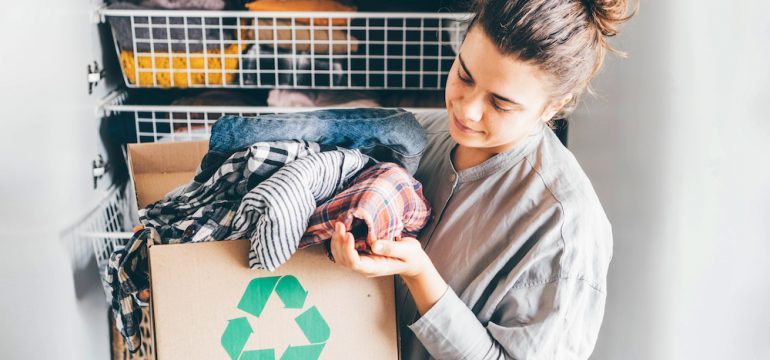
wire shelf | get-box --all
[103,94,445,143]
[101,9,470,89]
[88,188,134,275]
[59,187,133,278]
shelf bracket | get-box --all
[90,3,106,24]
[87,61,105,95]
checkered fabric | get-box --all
[104,140,351,352]
[230,148,370,270]
[300,162,432,254]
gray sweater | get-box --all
[398,111,612,359]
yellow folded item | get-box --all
[244,0,355,26]
[240,18,358,54]
[119,44,244,88]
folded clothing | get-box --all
[108,2,234,53]
[239,18,359,54]
[241,44,346,87]
[136,0,225,9]
[267,89,380,108]
[118,43,244,87]
[209,108,426,175]
[244,0,356,26]
[301,162,432,253]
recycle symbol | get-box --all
[221,275,330,360]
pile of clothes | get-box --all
[103,108,432,352]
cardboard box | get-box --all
[127,141,398,360]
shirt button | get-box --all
[449,173,457,182]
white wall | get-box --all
[572,1,770,359]
[0,1,113,359]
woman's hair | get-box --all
[468,0,637,118]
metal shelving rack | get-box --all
[98,9,471,89]
[99,90,445,143]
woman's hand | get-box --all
[330,221,448,315]
[329,222,429,279]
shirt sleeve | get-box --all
[408,277,607,360]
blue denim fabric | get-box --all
[209,108,427,174]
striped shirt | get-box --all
[104,140,368,352]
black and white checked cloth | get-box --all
[104,140,369,352]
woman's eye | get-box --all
[457,69,472,84]
[493,101,513,113]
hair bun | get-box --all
[583,0,637,37]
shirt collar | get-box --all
[446,125,545,183]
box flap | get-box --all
[127,141,208,208]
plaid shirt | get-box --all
[301,162,432,254]
[104,140,348,352]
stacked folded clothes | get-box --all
[239,18,359,55]
[108,2,243,87]
[112,0,226,10]
[244,0,356,26]
[108,2,234,53]
[118,44,244,87]
[240,44,346,87]
[266,88,380,108]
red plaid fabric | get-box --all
[300,162,432,253]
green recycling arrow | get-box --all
[280,343,326,360]
[238,276,280,317]
[221,317,252,360]
[294,306,330,344]
[240,349,276,360]
[222,275,331,360]
[275,275,308,309]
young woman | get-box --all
[330,0,636,358]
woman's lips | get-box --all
[453,114,483,134]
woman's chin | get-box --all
[449,126,485,148]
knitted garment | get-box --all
[118,44,243,88]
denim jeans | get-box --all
[208,108,427,174]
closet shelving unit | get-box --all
[98,8,472,89]
[79,6,470,359]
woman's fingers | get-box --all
[331,222,358,268]
[330,225,423,277]
[371,237,419,260]
[348,253,408,277]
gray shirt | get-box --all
[397,111,612,359]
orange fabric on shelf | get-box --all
[119,44,244,88]
[244,0,356,26]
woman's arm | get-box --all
[330,222,511,359]
[329,221,607,360]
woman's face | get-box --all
[445,26,565,154]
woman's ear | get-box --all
[540,94,573,123]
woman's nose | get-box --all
[458,92,484,123]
